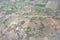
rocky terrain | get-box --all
[0,0,60,40]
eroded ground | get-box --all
[0,0,60,40]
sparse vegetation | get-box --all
[0,0,60,40]
[20,21,25,25]
[34,6,43,12]
[55,17,60,20]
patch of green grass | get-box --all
[16,2,22,6]
[9,10,16,13]
[0,9,3,12]
[20,21,25,25]
[34,6,43,12]
[6,3,13,8]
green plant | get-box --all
[0,9,3,12]
[56,17,60,20]
[9,10,16,13]
[20,21,25,25]
[34,6,43,12]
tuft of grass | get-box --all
[34,6,43,12]
[20,21,25,25]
